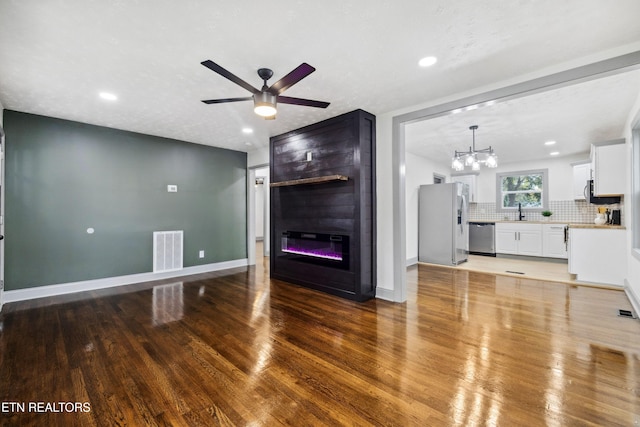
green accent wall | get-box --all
[3,110,247,290]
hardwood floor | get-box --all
[1,248,639,426]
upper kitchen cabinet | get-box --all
[571,161,590,200]
[590,140,625,196]
[451,174,478,203]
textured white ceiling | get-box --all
[405,69,640,166]
[1,1,640,161]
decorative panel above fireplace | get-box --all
[270,109,376,301]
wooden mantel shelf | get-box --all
[270,174,349,187]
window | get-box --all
[496,169,548,211]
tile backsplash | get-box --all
[469,199,624,224]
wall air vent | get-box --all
[153,230,184,273]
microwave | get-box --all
[584,180,621,205]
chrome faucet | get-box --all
[518,203,525,221]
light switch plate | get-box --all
[167,184,178,192]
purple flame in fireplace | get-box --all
[282,246,343,261]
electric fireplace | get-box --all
[280,231,349,269]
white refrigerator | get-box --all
[418,182,468,266]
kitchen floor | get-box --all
[434,255,615,288]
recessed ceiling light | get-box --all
[245,142,253,147]
[465,105,478,111]
[550,151,560,156]
[485,100,496,106]
[544,140,556,146]
[99,92,117,101]
[451,108,462,114]
[242,128,253,134]
[418,56,438,67]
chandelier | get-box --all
[451,125,498,171]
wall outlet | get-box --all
[167,184,178,193]
[198,250,205,258]
[306,151,312,161]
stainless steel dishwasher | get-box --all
[468,222,496,256]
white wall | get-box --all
[405,152,452,264]
[248,147,269,168]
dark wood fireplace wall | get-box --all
[270,109,376,301]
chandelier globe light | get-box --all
[451,125,498,171]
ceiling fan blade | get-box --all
[277,96,330,108]
[201,96,253,104]
[201,60,259,94]
[268,63,316,95]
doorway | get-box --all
[391,51,640,303]
[254,166,269,258]
[248,165,270,268]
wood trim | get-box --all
[270,174,348,187]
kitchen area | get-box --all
[413,137,626,287]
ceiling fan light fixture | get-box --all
[253,92,277,117]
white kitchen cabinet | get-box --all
[568,227,626,286]
[495,223,543,256]
[451,174,478,203]
[571,161,590,200]
[495,226,518,254]
[542,224,568,259]
[590,140,625,196]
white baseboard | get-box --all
[3,259,248,304]
[375,287,395,301]
[624,279,640,317]
[406,257,418,267]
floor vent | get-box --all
[153,230,183,273]
[618,309,637,319]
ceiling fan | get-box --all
[200,60,330,119]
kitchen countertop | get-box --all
[566,223,625,230]
[468,220,625,229]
